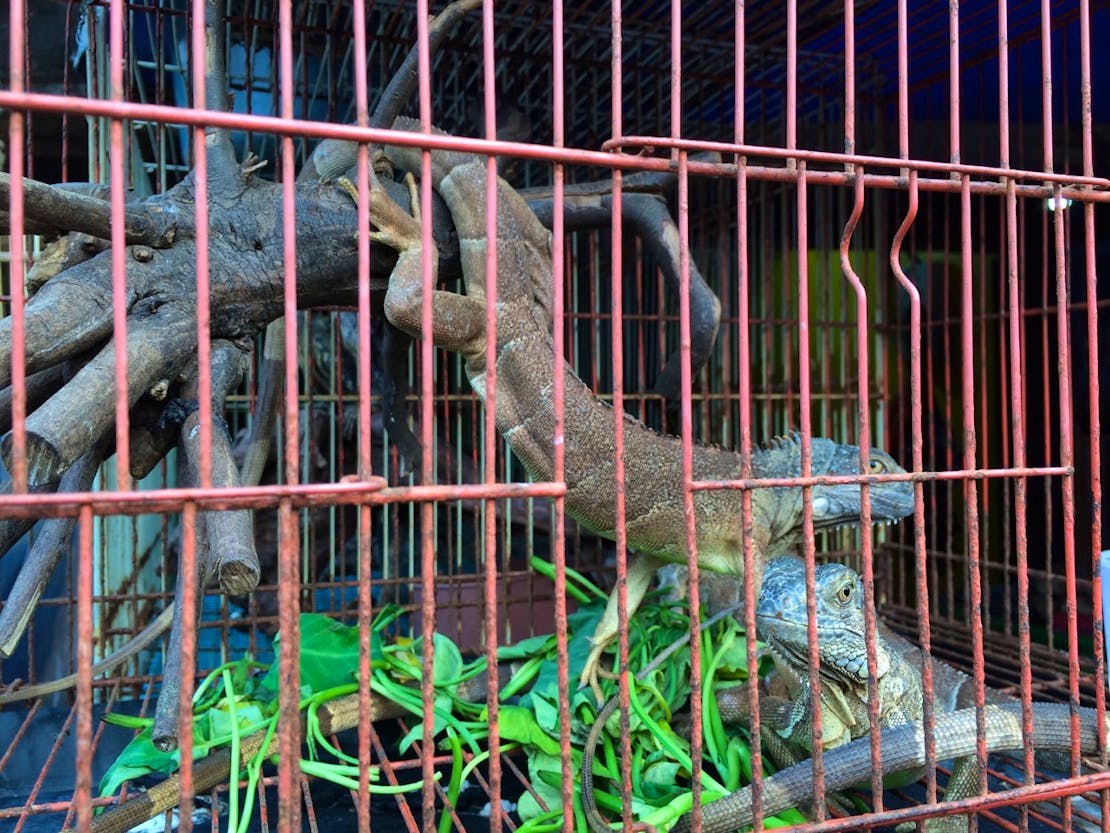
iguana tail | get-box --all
[672,702,1105,833]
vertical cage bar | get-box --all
[277,0,303,828]
[997,10,1036,819]
[549,2,574,829]
[1078,0,1107,812]
[109,0,130,490]
[6,0,27,493]
[191,1,214,491]
[795,156,827,818]
[839,0,883,809]
[176,500,199,833]
[414,3,438,832]
[350,0,374,827]
[733,1,765,827]
[896,0,941,813]
[608,2,634,830]
[73,504,94,830]
[480,3,502,831]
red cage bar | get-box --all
[0,2,1106,833]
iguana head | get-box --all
[755,556,891,686]
[752,434,915,542]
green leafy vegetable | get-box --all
[98,559,804,833]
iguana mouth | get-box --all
[760,619,871,688]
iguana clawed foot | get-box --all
[338,168,423,252]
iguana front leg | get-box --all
[579,552,663,700]
[341,170,487,358]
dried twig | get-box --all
[0,439,109,656]
[0,605,175,705]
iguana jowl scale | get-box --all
[365,120,916,694]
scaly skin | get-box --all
[755,557,971,831]
[663,557,1097,833]
[669,702,1106,833]
[755,557,924,754]
[367,119,916,697]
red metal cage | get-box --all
[0,1,1107,832]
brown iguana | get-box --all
[360,122,916,697]
[662,557,1103,833]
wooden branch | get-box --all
[0,365,67,435]
[0,439,108,656]
[29,235,110,297]
[150,509,212,753]
[127,392,185,480]
[179,340,257,596]
[236,320,282,488]
[199,0,238,182]
[299,0,482,184]
[150,339,252,749]
[0,174,176,246]
[1,306,195,488]
[0,479,52,561]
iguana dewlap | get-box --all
[364,119,916,696]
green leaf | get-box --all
[496,633,555,662]
[297,614,362,692]
[518,751,570,822]
[427,633,465,691]
[525,692,561,736]
[490,705,560,755]
[97,727,210,800]
[638,760,683,801]
[207,698,268,740]
[259,614,362,696]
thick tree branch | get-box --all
[182,340,257,596]
[0,173,176,246]
[151,507,211,752]
[0,262,116,390]
[2,306,196,487]
[199,0,238,183]
[146,340,253,750]
[0,365,66,435]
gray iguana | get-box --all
[748,556,970,831]
[665,557,1101,833]
[359,121,916,696]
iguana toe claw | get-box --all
[579,641,611,704]
[337,175,360,205]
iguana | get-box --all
[360,122,916,696]
[749,556,970,831]
[661,557,1102,833]
[662,700,1107,833]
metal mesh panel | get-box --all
[0,1,1107,832]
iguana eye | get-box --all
[868,459,886,474]
[837,583,854,604]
